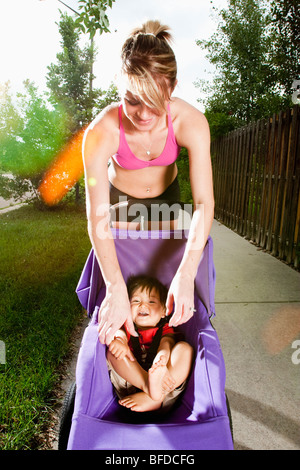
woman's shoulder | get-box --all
[170,97,209,146]
[171,97,206,123]
[86,102,121,135]
[82,102,121,161]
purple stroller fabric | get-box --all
[68,229,234,450]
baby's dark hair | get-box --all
[127,275,168,307]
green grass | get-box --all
[0,204,91,450]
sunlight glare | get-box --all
[38,127,85,205]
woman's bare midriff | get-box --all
[108,161,178,199]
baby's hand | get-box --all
[108,338,135,361]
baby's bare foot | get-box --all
[119,392,162,412]
[148,355,175,401]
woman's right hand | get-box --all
[97,284,137,345]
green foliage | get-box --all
[176,148,193,204]
[0,81,69,203]
[0,6,119,207]
[0,83,21,142]
[95,82,120,111]
[47,12,98,132]
[203,110,237,141]
[46,12,120,137]
[0,81,68,177]
[268,0,300,96]
[75,0,116,38]
[196,0,296,138]
[0,12,119,207]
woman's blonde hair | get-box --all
[120,20,177,112]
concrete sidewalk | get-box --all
[210,220,300,450]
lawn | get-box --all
[0,204,91,450]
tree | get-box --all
[195,0,288,136]
[47,12,100,133]
[0,81,68,203]
[46,12,105,204]
[45,12,120,205]
[95,82,119,110]
[0,83,21,144]
[268,0,300,97]
[0,5,119,207]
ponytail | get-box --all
[120,20,177,112]
[130,20,173,44]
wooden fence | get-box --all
[211,106,300,269]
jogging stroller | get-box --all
[59,224,233,450]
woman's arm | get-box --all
[83,109,137,344]
[167,102,214,326]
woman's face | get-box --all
[122,90,165,131]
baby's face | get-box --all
[130,287,165,328]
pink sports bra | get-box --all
[111,104,181,170]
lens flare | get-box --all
[38,127,86,205]
[261,305,300,355]
[88,177,97,187]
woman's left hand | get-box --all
[165,271,195,327]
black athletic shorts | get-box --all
[109,177,182,222]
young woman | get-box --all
[82,20,214,345]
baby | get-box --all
[106,275,194,412]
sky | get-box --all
[0,0,228,111]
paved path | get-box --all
[210,220,300,450]
[0,196,27,214]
